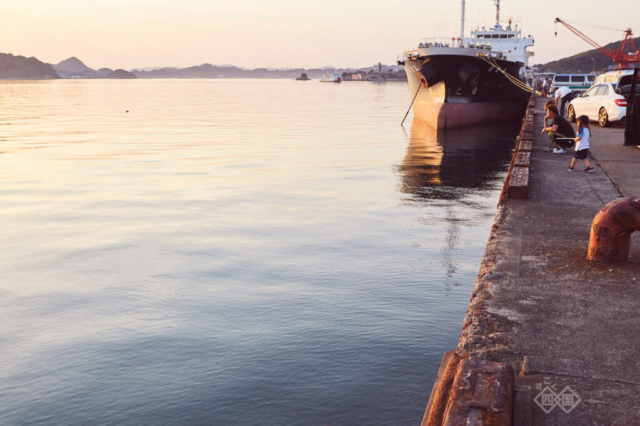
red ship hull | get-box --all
[413,100,527,129]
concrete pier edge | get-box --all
[421,94,640,425]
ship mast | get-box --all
[494,0,500,28]
[460,0,466,45]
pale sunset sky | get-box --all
[3,0,639,70]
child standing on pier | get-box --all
[567,115,594,172]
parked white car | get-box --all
[567,83,627,127]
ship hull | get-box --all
[403,53,529,128]
[411,99,527,128]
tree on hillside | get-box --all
[535,37,640,73]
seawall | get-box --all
[422,95,640,425]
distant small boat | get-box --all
[296,73,310,81]
[320,73,342,83]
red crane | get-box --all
[554,18,639,69]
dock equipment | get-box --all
[587,198,640,262]
[421,352,519,426]
[554,18,639,70]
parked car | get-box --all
[594,69,635,86]
[616,73,640,94]
[567,83,627,127]
[551,73,595,90]
[619,82,640,97]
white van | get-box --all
[594,69,635,87]
[551,74,596,96]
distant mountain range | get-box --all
[0,54,136,80]
[0,53,59,79]
[52,57,136,79]
[536,37,640,73]
[0,51,402,80]
[129,64,403,79]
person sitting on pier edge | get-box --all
[542,105,576,154]
[554,86,574,117]
[544,100,555,127]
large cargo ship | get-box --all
[398,0,535,128]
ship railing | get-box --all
[399,50,426,62]
[417,37,457,48]
[417,37,498,52]
[476,51,508,61]
[400,39,506,62]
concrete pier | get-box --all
[424,97,640,425]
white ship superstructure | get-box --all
[468,20,535,66]
[398,0,535,128]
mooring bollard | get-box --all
[423,355,515,426]
[587,198,640,262]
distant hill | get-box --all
[97,68,113,77]
[0,53,59,79]
[131,64,404,79]
[0,51,404,81]
[53,57,102,78]
[536,37,640,73]
[106,69,137,79]
[53,58,134,79]
[130,64,323,79]
[55,57,90,73]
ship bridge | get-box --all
[469,24,534,65]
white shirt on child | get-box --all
[576,128,590,151]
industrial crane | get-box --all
[554,18,639,69]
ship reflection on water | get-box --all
[398,118,521,201]
[397,118,521,276]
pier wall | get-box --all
[422,95,640,425]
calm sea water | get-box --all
[0,79,520,425]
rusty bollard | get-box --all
[424,355,515,426]
[587,198,640,262]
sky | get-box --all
[2,0,640,70]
